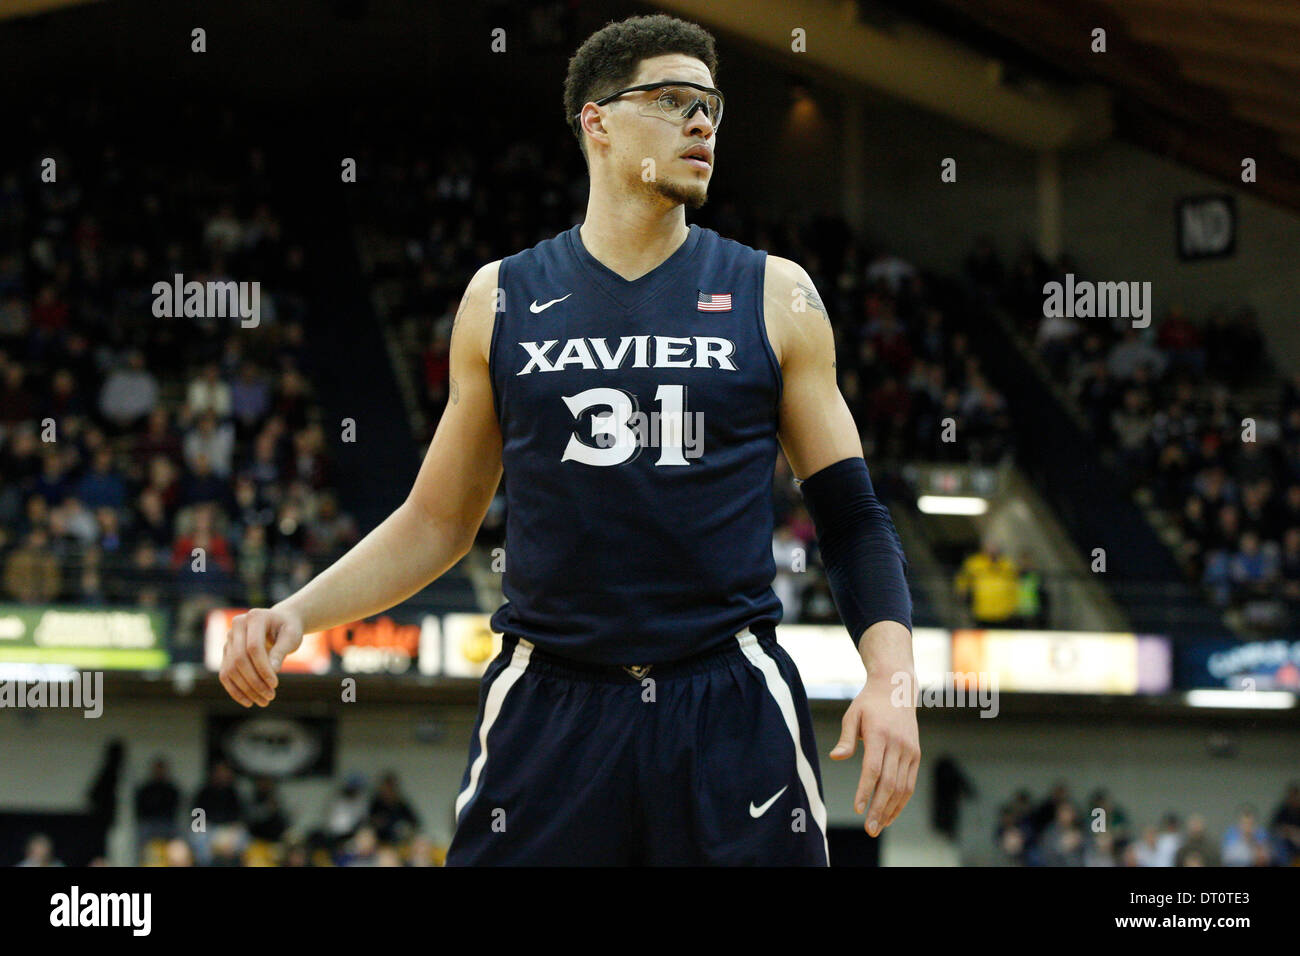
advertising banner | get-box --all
[204,608,420,675]
[0,604,169,670]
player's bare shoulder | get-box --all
[763,253,832,370]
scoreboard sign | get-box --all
[1176,194,1236,261]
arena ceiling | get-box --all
[7,0,1300,212]
[922,0,1300,211]
[0,0,102,19]
[658,0,1300,213]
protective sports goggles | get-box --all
[577,81,724,130]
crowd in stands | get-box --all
[0,99,359,654]
[14,767,1299,867]
[994,781,1300,867]
[348,128,1014,626]
[0,97,1023,636]
[13,759,441,867]
[966,237,1298,633]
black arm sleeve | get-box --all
[797,456,912,648]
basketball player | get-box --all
[220,14,919,865]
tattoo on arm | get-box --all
[797,282,827,322]
[450,375,459,404]
[450,285,470,338]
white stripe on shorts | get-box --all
[736,627,831,865]
[454,638,534,822]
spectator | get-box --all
[1036,311,1080,373]
[1228,532,1279,604]
[124,541,164,608]
[170,504,236,653]
[1110,388,1153,473]
[76,549,106,604]
[16,833,63,867]
[1038,802,1085,867]
[170,504,235,575]
[1221,806,1270,866]
[1175,814,1219,867]
[1153,813,1183,867]
[4,527,61,602]
[183,411,236,478]
[47,367,87,419]
[369,772,421,844]
[320,774,370,848]
[1015,552,1047,628]
[955,541,1020,624]
[406,833,439,867]
[246,777,290,844]
[1106,327,1167,383]
[186,363,232,421]
[55,496,99,548]
[178,452,232,509]
[75,447,127,511]
[1131,825,1167,867]
[164,838,195,867]
[192,761,244,826]
[237,524,270,607]
[132,487,173,550]
[1027,782,1073,841]
[0,362,34,426]
[1270,783,1300,865]
[208,825,248,867]
[865,249,916,295]
[132,407,182,464]
[338,825,380,867]
[995,806,1029,866]
[204,203,244,253]
[189,761,244,865]
[134,757,181,860]
[230,361,272,433]
[93,506,125,554]
[1156,305,1205,375]
[1088,788,1131,849]
[304,492,358,559]
[282,843,310,867]
[34,450,72,505]
[1083,831,1118,867]
[98,349,160,431]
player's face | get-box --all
[611,54,718,211]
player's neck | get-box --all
[579,196,690,283]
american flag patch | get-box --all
[697,291,732,312]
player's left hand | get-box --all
[829,656,920,837]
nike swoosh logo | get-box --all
[529,293,572,313]
[749,785,789,818]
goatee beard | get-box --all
[650,176,708,211]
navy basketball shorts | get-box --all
[445,625,830,866]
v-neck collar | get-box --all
[566,222,703,310]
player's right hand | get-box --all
[220,606,304,707]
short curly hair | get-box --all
[564,13,719,165]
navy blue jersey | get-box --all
[487,222,784,664]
